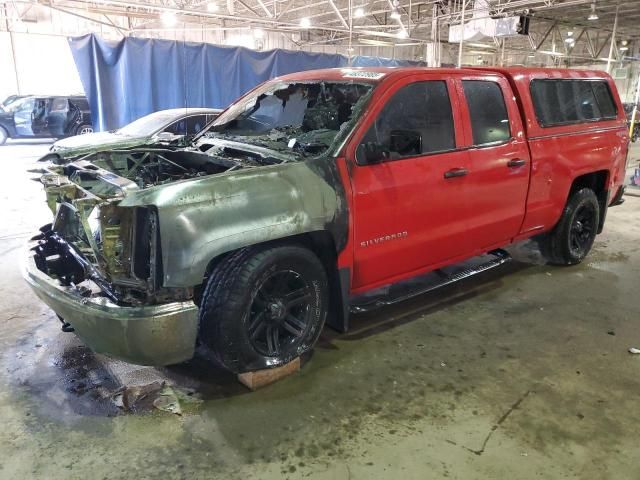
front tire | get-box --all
[76,124,93,135]
[0,126,7,145]
[198,245,329,373]
[538,188,600,265]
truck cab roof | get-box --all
[274,66,614,85]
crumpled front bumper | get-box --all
[23,250,199,366]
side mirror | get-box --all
[389,129,422,156]
[357,142,389,165]
[155,131,178,142]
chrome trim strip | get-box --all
[528,125,625,141]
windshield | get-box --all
[204,80,374,158]
[117,111,182,136]
[4,97,33,113]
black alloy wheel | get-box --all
[198,245,328,373]
[537,187,600,265]
[248,269,314,357]
[569,203,596,258]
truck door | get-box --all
[456,76,530,249]
[347,75,473,290]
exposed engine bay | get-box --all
[32,146,271,307]
[48,147,266,190]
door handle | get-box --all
[444,168,468,179]
[507,159,526,168]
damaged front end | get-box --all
[22,149,243,365]
[32,155,198,305]
[24,76,373,367]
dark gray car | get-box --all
[46,108,221,160]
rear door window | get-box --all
[592,82,617,118]
[360,80,456,160]
[462,80,511,146]
[51,98,69,112]
[530,79,618,127]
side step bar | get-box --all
[349,249,511,314]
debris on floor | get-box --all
[153,385,202,415]
[628,347,640,354]
[112,381,164,412]
[111,381,202,415]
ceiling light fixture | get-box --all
[300,17,311,28]
[396,29,408,38]
[528,53,535,57]
[620,46,629,52]
[567,31,573,36]
[354,7,365,18]
[390,9,401,19]
[565,37,575,44]
[161,11,177,26]
[588,3,598,20]
[207,2,219,12]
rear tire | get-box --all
[198,245,329,373]
[538,188,600,265]
[76,124,93,135]
[0,127,7,145]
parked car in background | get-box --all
[0,95,29,111]
[0,95,92,145]
[623,102,639,142]
[43,108,221,161]
[25,67,629,373]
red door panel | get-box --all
[456,77,530,249]
[350,150,471,289]
[345,74,474,291]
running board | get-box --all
[349,249,511,314]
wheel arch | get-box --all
[0,124,9,144]
[568,170,609,233]
[194,230,350,333]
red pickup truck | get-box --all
[26,67,629,373]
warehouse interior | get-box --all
[1,0,640,479]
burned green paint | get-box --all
[117,152,349,288]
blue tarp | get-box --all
[68,34,423,131]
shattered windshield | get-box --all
[203,80,374,158]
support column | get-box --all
[457,0,467,68]
[8,31,20,95]
[629,70,640,139]
[606,4,619,73]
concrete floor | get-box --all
[1,140,640,479]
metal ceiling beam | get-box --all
[534,21,556,50]
[39,2,130,32]
[254,0,273,18]
[327,0,349,29]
